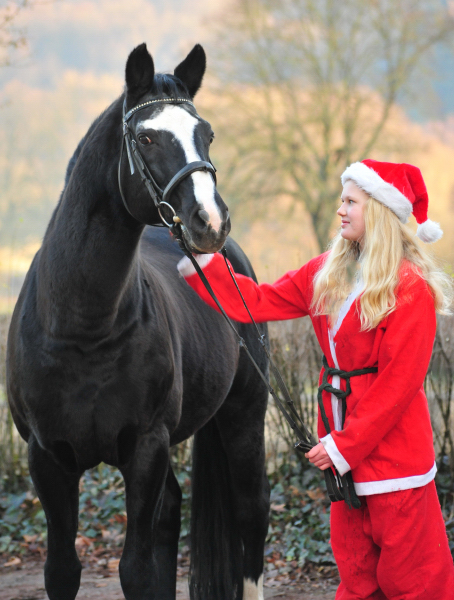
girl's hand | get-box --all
[305,442,334,471]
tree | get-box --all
[0,0,30,67]
[0,1,60,67]
[206,0,454,252]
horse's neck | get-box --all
[37,114,145,338]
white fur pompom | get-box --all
[177,253,215,277]
[416,220,443,243]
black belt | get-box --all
[318,355,378,508]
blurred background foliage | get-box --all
[0,0,454,574]
[0,0,454,287]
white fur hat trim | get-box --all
[341,162,412,223]
[416,220,443,243]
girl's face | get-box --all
[338,180,368,246]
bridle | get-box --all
[118,96,217,228]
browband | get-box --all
[123,98,195,123]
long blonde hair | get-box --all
[311,196,453,330]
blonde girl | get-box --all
[177,159,454,599]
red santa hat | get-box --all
[341,159,443,243]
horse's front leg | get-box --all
[28,435,82,600]
[119,427,170,600]
[153,465,182,597]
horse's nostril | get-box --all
[198,209,210,224]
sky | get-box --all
[3,0,454,122]
[1,0,226,89]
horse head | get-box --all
[120,43,230,253]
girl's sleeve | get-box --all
[321,276,436,475]
[177,252,317,323]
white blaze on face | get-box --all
[138,105,221,232]
[243,575,264,600]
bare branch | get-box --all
[207,0,454,252]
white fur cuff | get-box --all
[416,219,443,243]
[177,253,215,277]
[320,433,351,476]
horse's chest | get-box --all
[21,335,175,416]
[15,336,178,465]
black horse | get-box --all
[6,44,270,600]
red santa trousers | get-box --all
[330,481,454,599]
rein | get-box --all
[174,235,362,508]
[118,95,368,509]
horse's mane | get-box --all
[64,110,108,187]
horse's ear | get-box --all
[174,44,206,99]
[125,43,155,100]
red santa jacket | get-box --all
[178,252,437,495]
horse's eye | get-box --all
[210,133,215,145]
[138,134,152,145]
